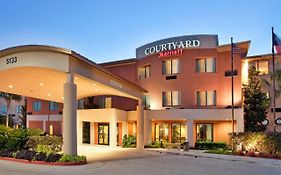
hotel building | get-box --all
[14,35,251,150]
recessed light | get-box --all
[8,85,13,88]
[47,93,51,96]
[95,88,99,91]
[39,83,44,86]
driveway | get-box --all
[0,150,280,175]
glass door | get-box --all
[98,123,109,145]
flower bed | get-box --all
[0,156,87,166]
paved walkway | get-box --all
[147,148,281,168]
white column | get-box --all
[43,120,46,132]
[137,100,144,149]
[63,73,77,155]
[110,116,117,147]
[187,120,194,148]
[90,122,95,145]
[144,110,151,144]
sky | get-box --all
[0,0,280,63]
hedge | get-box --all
[194,142,227,150]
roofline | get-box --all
[0,45,148,93]
[245,52,281,59]
[100,58,137,67]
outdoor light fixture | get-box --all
[8,85,13,88]
[47,93,51,96]
[39,82,44,86]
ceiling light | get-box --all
[47,93,51,96]
[39,83,44,86]
[8,85,13,88]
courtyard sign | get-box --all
[136,35,219,58]
[145,40,200,56]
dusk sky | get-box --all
[1,0,280,63]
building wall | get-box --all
[103,48,242,110]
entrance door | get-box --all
[98,123,109,145]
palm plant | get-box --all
[0,92,22,127]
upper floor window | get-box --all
[0,105,7,114]
[162,91,180,107]
[49,101,59,111]
[33,101,42,111]
[99,97,112,109]
[16,105,23,114]
[196,91,216,106]
[142,95,150,109]
[249,60,269,75]
[162,59,180,75]
[138,65,150,80]
[196,58,216,73]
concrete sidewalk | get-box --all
[147,148,281,168]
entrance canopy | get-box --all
[0,45,147,102]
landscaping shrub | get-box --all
[59,154,87,162]
[5,128,29,151]
[46,153,62,162]
[0,149,14,157]
[26,128,44,136]
[122,135,136,148]
[15,150,36,161]
[26,136,62,153]
[34,152,48,161]
[194,142,227,150]
[232,132,281,156]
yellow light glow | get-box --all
[8,85,13,88]
[39,82,44,86]
[242,60,249,84]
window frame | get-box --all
[162,59,180,75]
[196,123,214,142]
[49,101,59,111]
[138,65,150,80]
[196,57,216,73]
[196,90,217,107]
[32,101,42,112]
[162,91,181,107]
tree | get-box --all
[243,65,269,132]
[0,92,22,127]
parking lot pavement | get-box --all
[0,151,281,175]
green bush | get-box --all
[232,132,281,156]
[15,150,37,161]
[34,152,48,161]
[46,153,63,162]
[122,135,136,148]
[194,142,227,150]
[36,144,55,154]
[26,128,44,136]
[5,128,29,151]
[59,154,87,162]
[26,136,62,153]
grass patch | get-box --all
[204,149,232,155]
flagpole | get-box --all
[272,27,276,133]
[231,37,235,152]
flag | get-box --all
[273,32,281,53]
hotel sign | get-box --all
[136,35,218,59]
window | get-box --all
[249,60,269,75]
[0,105,7,114]
[99,97,112,108]
[196,58,216,73]
[138,65,150,80]
[162,91,180,107]
[49,101,59,111]
[162,59,180,75]
[196,91,216,106]
[171,123,186,143]
[155,123,169,142]
[16,105,23,114]
[196,124,213,142]
[32,101,42,111]
[142,95,150,109]
[82,122,90,144]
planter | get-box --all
[0,156,87,166]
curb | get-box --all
[147,149,281,167]
[0,157,87,166]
